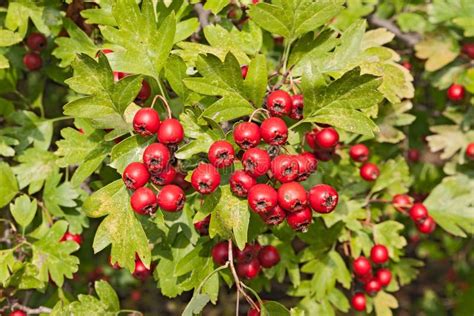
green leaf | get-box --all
[182,294,210,316]
[415,33,459,72]
[0,162,18,208]
[0,249,17,286]
[83,180,151,272]
[203,0,228,14]
[165,55,190,99]
[244,54,268,106]
[0,29,22,47]
[199,96,254,124]
[80,0,116,26]
[5,2,49,37]
[12,148,57,194]
[175,18,199,43]
[371,157,411,195]
[110,135,154,173]
[0,54,9,69]
[373,291,399,316]
[391,258,423,286]
[426,125,467,160]
[94,280,120,311]
[10,195,37,229]
[373,221,407,261]
[262,301,291,316]
[376,101,416,143]
[43,171,79,217]
[5,110,53,151]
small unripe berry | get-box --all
[242,148,271,178]
[212,241,230,266]
[237,258,261,279]
[376,268,392,287]
[271,154,299,183]
[290,94,303,120]
[130,187,158,215]
[370,244,389,265]
[351,293,366,312]
[157,184,185,212]
[314,128,339,149]
[247,184,278,215]
[286,207,312,232]
[353,257,371,276]
[308,184,339,214]
[349,144,369,162]
[191,163,221,194]
[258,245,280,268]
[123,162,150,190]
[260,117,288,146]
[133,108,160,136]
[417,216,436,234]
[157,118,184,144]
[447,84,465,102]
[278,182,307,212]
[266,90,292,117]
[208,140,235,168]
[360,162,380,181]
[26,32,47,51]
[23,52,42,71]
[409,203,429,223]
[233,122,261,149]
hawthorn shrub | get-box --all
[0,0,473,315]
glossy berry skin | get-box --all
[157,184,185,212]
[194,215,211,236]
[447,84,465,101]
[241,65,249,78]
[314,128,339,149]
[208,140,235,168]
[305,128,319,150]
[370,244,389,265]
[258,245,280,268]
[351,293,366,312]
[133,108,160,136]
[130,187,158,215]
[266,90,292,117]
[360,162,380,181]
[212,241,230,266]
[191,163,221,194]
[236,244,260,263]
[260,117,288,145]
[409,203,429,223]
[364,278,382,296]
[23,52,42,71]
[136,80,151,102]
[353,257,372,276]
[229,170,256,197]
[466,143,474,160]
[242,148,271,178]
[463,43,474,59]
[295,152,317,181]
[247,184,278,214]
[247,307,260,316]
[417,216,436,234]
[260,205,286,225]
[286,207,312,232]
[157,118,184,144]
[349,144,369,162]
[26,32,47,51]
[61,232,83,245]
[308,184,339,214]
[150,166,176,186]
[123,162,150,190]
[143,143,171,173]
[237,258,261,279]
[271,154,299,183]
[392,194,412,212]
[376,268,392,287]
[133,256,151,280]
[278,182,307,212]
[290,94,303,120]
[9,310,27,316]
[233,122,261,149]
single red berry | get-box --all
[277,182,307,212]
[353,257,372,276]
[208,140,235,168]
[9,310,27,316]
[260,117,288,146]
[271,154,299,183]
[133,256,151,280]
[447,84,465,101]
[364,278,382,296]
[194,215,211,236]
[466,143,474,160]
[252,0,260,4]
[401,60,412,71]
[247,184,278,215]
[260,205,286,225]
[370,244,389,265]
[101,49,113,55]
[237,258,261,279]
[123,162,150,190]
[314,128,339,149]
[242,148,271,178]
[130,187,158,215]
[392,194,412,212]
[229,170,257,197]
[351,293,366,312]
[236,244,260,264]
[294,152,317,181]
[61,232,82,245]
[247,307,260,316]
[26,32,47,51]
[258,245,280,268]
[157,184,185,212]
[313,147,334,161]
[191,163,221,194]
[212,241,230,266]
[109,256,121,270]
[143,143,171,173]
[172,172,191,190]
[266,90,292,117]
[233,122,261,149]
[133,108,160,136]
[136,80,151,102]
[286,207,312,232]
[290,94,303,120]
[114,71,126,81]
[360,162,380,181]
[376,268,392,287]
[150,166,176,186]
[305,128,319,150]
[157,118,184,144]
[409,203,429,223]
[407,148,420,162]
[131,289,141,302]
[241,65,249,78]
[308,184,339,214]
[417,216,436,234]
[349,144,369,162]
[462,43,474,59]
[23,52,42,71]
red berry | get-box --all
[236,244,260,263]
[233,122,261,149]
[313,147,334,161]
[194,215,211,236]
[407,148,420,162]
[266,90,292,117]
[61,232,82,245]
[208,140,235,168]
[229,170,256,197]
[462,43,474,59]
[131,289,141,302]
[294,152,317,181]
[248,307,260,316]
[376,268,392,287]
[172,172,191,190]
[353,257,371,276]
[150,166,176,186]
[9,310,27,316]
[286,207,312,232]
[133,108,160,136]
[260,205,286,225]
[242,148,271,178]
[109,256,121,269]
[308,184,339,214]
[401,60,412,71]
[370,244,389,265]
[466,143,474,160]
[130,187,158,215]
[290,94,303,120]
[23,52,42,71]
[143,143,171,173]
[360,162,380,181]
[157,184,185,212]
[409,203,429,223]
[123,162,150,190]
[191,163,221,194]
[392,194,412,212]
[364,278,382,296]
[305,128,319,150]
[252,0,260,4]
[447,84,465,101]
[133,256,151,280]
[417,216,436,234]
[247,184,278,215]
[314,128,339,149]
[26,32,47,51]
[136,80,151,102]
[157,118,184,144]
[114,71,126,81]
[260,117,288,146]
[277,182,307,212]
[237,258,261,279]
[258,245,280,268]
[270,154,299,183]
[212,241,230,266]
[241,65,249,78]
[351,293,366,312]
[349,144,369,162]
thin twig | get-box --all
[194,3,210,31]
[10,303,52,314]
[368,15,421,47]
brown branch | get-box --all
[194,3,211,31]
[368,15,421,47]
[10,303,52,314]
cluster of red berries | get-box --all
[212,241,280,280]
[350,244,392,311]
[23,32,46,71]
[392,194,436,234]
[305,126,339,161]
[348,144,381,182]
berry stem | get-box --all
[9,303,52,315]
[248,108,270,122]
[150,94,172,118]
